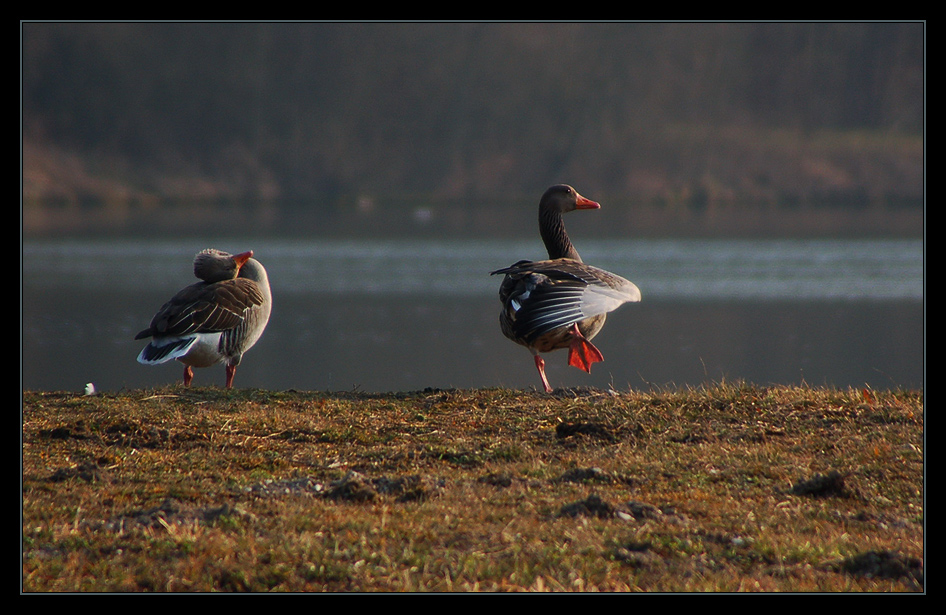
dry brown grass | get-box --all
[22,383,923,593]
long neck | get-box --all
[239,260,272,302]
[539,208,581,261]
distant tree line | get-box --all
[22,22,924,207]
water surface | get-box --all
[22,237,924,393]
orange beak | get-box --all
[232,250,254,270]
[575,194,600,210]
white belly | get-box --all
[176,333,225,368]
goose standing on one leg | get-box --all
[135,248,272,389]
[491,185,641,392]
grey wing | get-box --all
[509,279,591,343]
[499,272,639,345]
[494,259,640,317]
[136,279,264,339]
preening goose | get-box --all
[135,248,272,388]
[491,185,640,392]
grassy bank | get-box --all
[22,384,923,593]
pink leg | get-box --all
[534,354,553,393]
[183,365,194,386]
[225,364,236,389]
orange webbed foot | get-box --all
[566,324,604,373]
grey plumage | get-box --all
[135,249,272,388]
[492,185,640,391]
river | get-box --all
[21,236,924,393]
